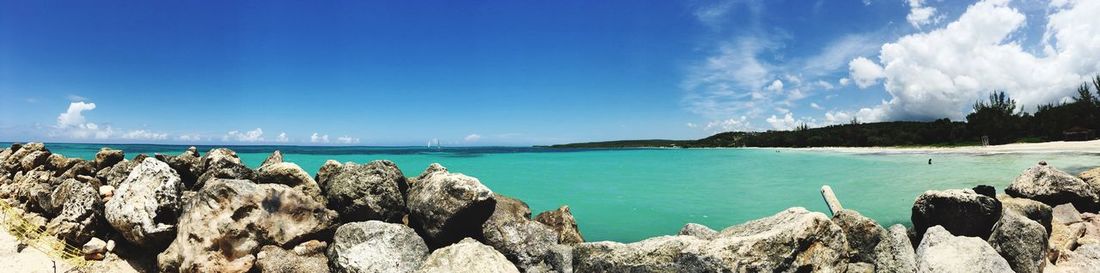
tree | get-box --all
[967,91,1022,144]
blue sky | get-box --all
[1,0,1098,145]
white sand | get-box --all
[0,229,145,273]
[788,140,1100,154]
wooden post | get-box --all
[820,185,843,216]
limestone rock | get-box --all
[1079,166,1100,185]
[104,158,182,249]
[166,147,203,189]
[831,209,886,264]
[82,237,107,256]
[1006,163,1099,211]
[157,179,337,272]
[677,223,717,240]
[256,161,325,203]
[988,211,1048,273]
[999,194,1053,234]
[315,160,342,191]
[195,148,254,189]
[573,235,707,272]
[915,225,1013,273]
[1052,203,1083,225]
[256,243,330,273]
[875,224,917,273]
[911,188,1001,241]
[1045,243,1100,273]
[260,150,284,168]
[328,221,429,273]
[20,150,52,171]
[416,238,520,273]
[415,163,447,181]
[45,179,102,244]
[535,205,584,245]
[95,148,124,170]
[481,195,564,272]
[407,166,495,248]
[321,160,408,223]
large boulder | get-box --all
[1079,166,1100,186]
[1006,162,1099,211]
[1045,243,1100,272]
[998,194,1053,234]
[95,156,141,188]
[831,209,886,264]
[256,241,330,273]
[104,158,183,249]
[44,179,103,244]
[320,160,408,223]
[256,161,324,203]
[876,224,917,273]
[165,147,203,189]
[534,205,584,245]
[988,211,1048,273]
[260,150,284,168]
[574,207,849,272]
[677,223,718,240]
[94,148,124,170]
[416,238,520,273]
[3,142,49,171]
[407,165,495,248]
[915,225,1013,273]
[315,159,343,191]
[480,195,565,272]
[195,148,254,189]
[911,189,1001,241]
[157,179,337,272]
[327,221,429,273]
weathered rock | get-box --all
[96,159,138,188]
[535,205,584,245]
[1048,220,1087,263]
[315,160,342,191]
[166,148,203,189]
[61,160,96,181]
[157,179,337,273]
[407,166,495,248]
[875,224,917,273]
[0,169,52,209]
[831,209,886,264]
[915,225,1012,273]
[988,211,1048,273]
[574,207,849,272]
[255,161,325,203]
[44,179,102,244]
[845,263,875,273]
[82,237,107,255]
[1079,166,1100,185]
[417,238,520,273]
[256,243,330,273]
[415,163,447,181]
[195,148,254,189]
[260,150,283,168]
[2,142,44,168]
[677,223,717,240]
[1006,162,1100,211]
[99,185,114,199]
[328,221,429,273]
[104,158,183,249]
[1052,203,1083,224]
[1045,243,1100,272]
[999,194,1053,234]
[20,150,52,171]
[972,185,996,198]
[95,148,124,170]
[321,160,408,223]
[911,189,1001,241]
[481,195,564,272]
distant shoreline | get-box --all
[770,140,1100,155]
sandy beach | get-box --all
[788,139,1100,155]
[0,228,145,273]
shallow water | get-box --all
[23,143,1100,243]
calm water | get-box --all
[18,143,1100,243]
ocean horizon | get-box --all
[18,142,1100,243]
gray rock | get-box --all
[831,209,886,264]
[260,150,284,168]
[1052,203,1083,225]
[988,211,1048,273]
[875,224,917,273]
[407,166,495,248]
[195,148,254,189]
[20,150,52,172]
[1045,243,1100,273]
[166,147,203,189]
[256,242,330,273]
[328,221,429,273]
[1079,166,1100,187]
[321,160,408,223]
[157,178,337,272]
[82,237,107,255]
[415,163,447,182]
[104,158,183,249]
[845,262,875,273]
[911,189,1001,241]
[95,148,124,170]
[677,223,717,240]
[416,238,520,273]
[60,160,96,181]
[44,179,102,244]
[315,160,342,191]
[574,207,849,272]
[999,194,1053,234]
[95,159,138,188]
[535,205,584,245]
[1006,163,1099,211]
[915,225,1013,273]
[481,195,564,272]
[256,161,325,203]
[2,142,45,169]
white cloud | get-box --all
[766,80,784,92]
[224,128,264,142]
[704,116,751,132]
[177,134,200,141]
[53,101,115,139]
[906,0,940,28]
[848,57,885,88]
[766,112,797,130]
[839,78,851,86]
[815,80,835,90]
[824,107,888,124]
[310,133,330,143]
[810,102,824,110]
[803,34,881,76]
[57,102,95,128]
[336,136,360,144]
[686,122,698,128]
[65,94,88,102]
[120,130,168,141]
[275,132,289,143]
[464,134,481,142]
[853,0,1100,120]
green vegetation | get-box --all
[551,76,1100,148]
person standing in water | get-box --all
[928,158,932,165]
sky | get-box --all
[1,0,1098,146]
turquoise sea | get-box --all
[18,143,1100,243]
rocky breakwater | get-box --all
[4,142,1100,272]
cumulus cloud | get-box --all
[121,130,168,141]
[766,112,797,130]
[906,0,940,28]
[224,128,264,142]
[839,78,851,86]
[336,136,360,144]
[766,80,784,92]
[704,116,751,132]
[54,101,114,139]
[310,133,330,143]
[852,0,1100,120]
[275,132,289,143]
[57,102,95,128]
[177,134,200,141]
[824,107,888,124]
[464,134,481,142]
[848,57,885,88]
